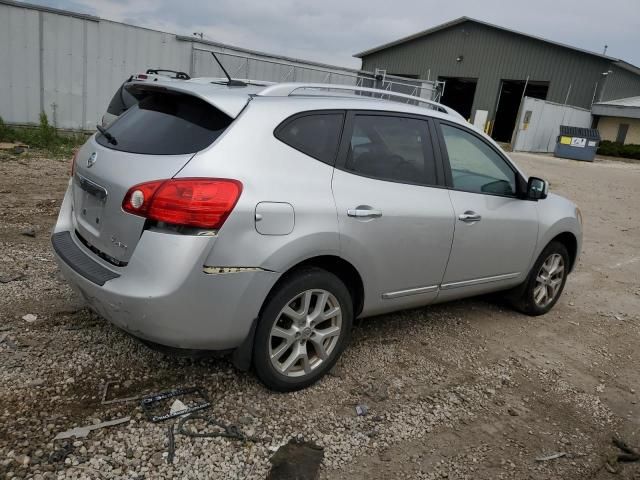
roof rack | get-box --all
[257,82,464,119]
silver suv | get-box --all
[52,81,582,391]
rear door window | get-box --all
[345,114,437,185]
[97,92,232,155]
[275,113,344,165]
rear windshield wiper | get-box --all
[96,124,118,145]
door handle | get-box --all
[347,208,382,219]
[458,211,482,223]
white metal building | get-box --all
[0,0,437,131]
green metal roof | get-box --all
[354,16,636,70]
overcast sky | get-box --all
[24,0,640,69]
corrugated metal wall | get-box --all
[0,1,435,131]
[191,45,361,85]
[0,1,195,130]
[360,20,640,122]
[601,65,640,101]
[0,4,41,126]
[512,97,592,152]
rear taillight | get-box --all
[122,178,242,229]
[70,149,79,177]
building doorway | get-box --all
[491,80,549,142]
[438,77,478,121]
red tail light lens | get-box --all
[122,178,242,229]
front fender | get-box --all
[531,193,583,272]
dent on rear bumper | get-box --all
[54,232,278,350]
[53,185,278,349]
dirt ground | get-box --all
[0,150,638,479]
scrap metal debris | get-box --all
[21,227,36,238]
[170,399,189,416]
[0,273,24,283]
[140,387,210,422]
[167,426,175,464]
[0,142,28,151]
[267,439,324,480]
[613,436,640,462]
[54,416,130,440]
[355,404,369,416]
[177,414,259,442]
[55,306,85,317]
[535,452,566,462]
[49,442,74,463]
[101,380,141,405]
[604,436,640,474]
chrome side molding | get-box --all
[440,272,520,290]
[382,285,438,299]
[382,272,521,299]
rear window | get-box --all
[275,113,344,165]
[97,92,232,155]
[106,83,139,116]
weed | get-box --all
[0,114,86,157]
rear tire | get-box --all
[253,267,353,392]
[511,241,569,316]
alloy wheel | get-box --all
[269,289,342,378]
[533,253,565,308]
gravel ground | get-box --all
[0,149,639,479]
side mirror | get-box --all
[527,177,548,200]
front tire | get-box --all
[511,241,570,316]
[253,267,353,392]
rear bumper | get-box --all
[52,183,278,350]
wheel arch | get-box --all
[549,231,578,272]
[266,255,365,318]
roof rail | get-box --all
[257,82,464,119]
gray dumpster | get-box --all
[553,125,600,162]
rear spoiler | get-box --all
[145,69,190,79]
[125,82,252,118]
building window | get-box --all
[616,123,629,144]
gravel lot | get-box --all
[0,149,639,479]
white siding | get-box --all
[41,12,86,129]
[512,97,592,152]
[0,5,40,125]
[0,1,436,130]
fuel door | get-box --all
[255,202,295,235]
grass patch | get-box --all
[597,140,640,160]
[0,114,87,157]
